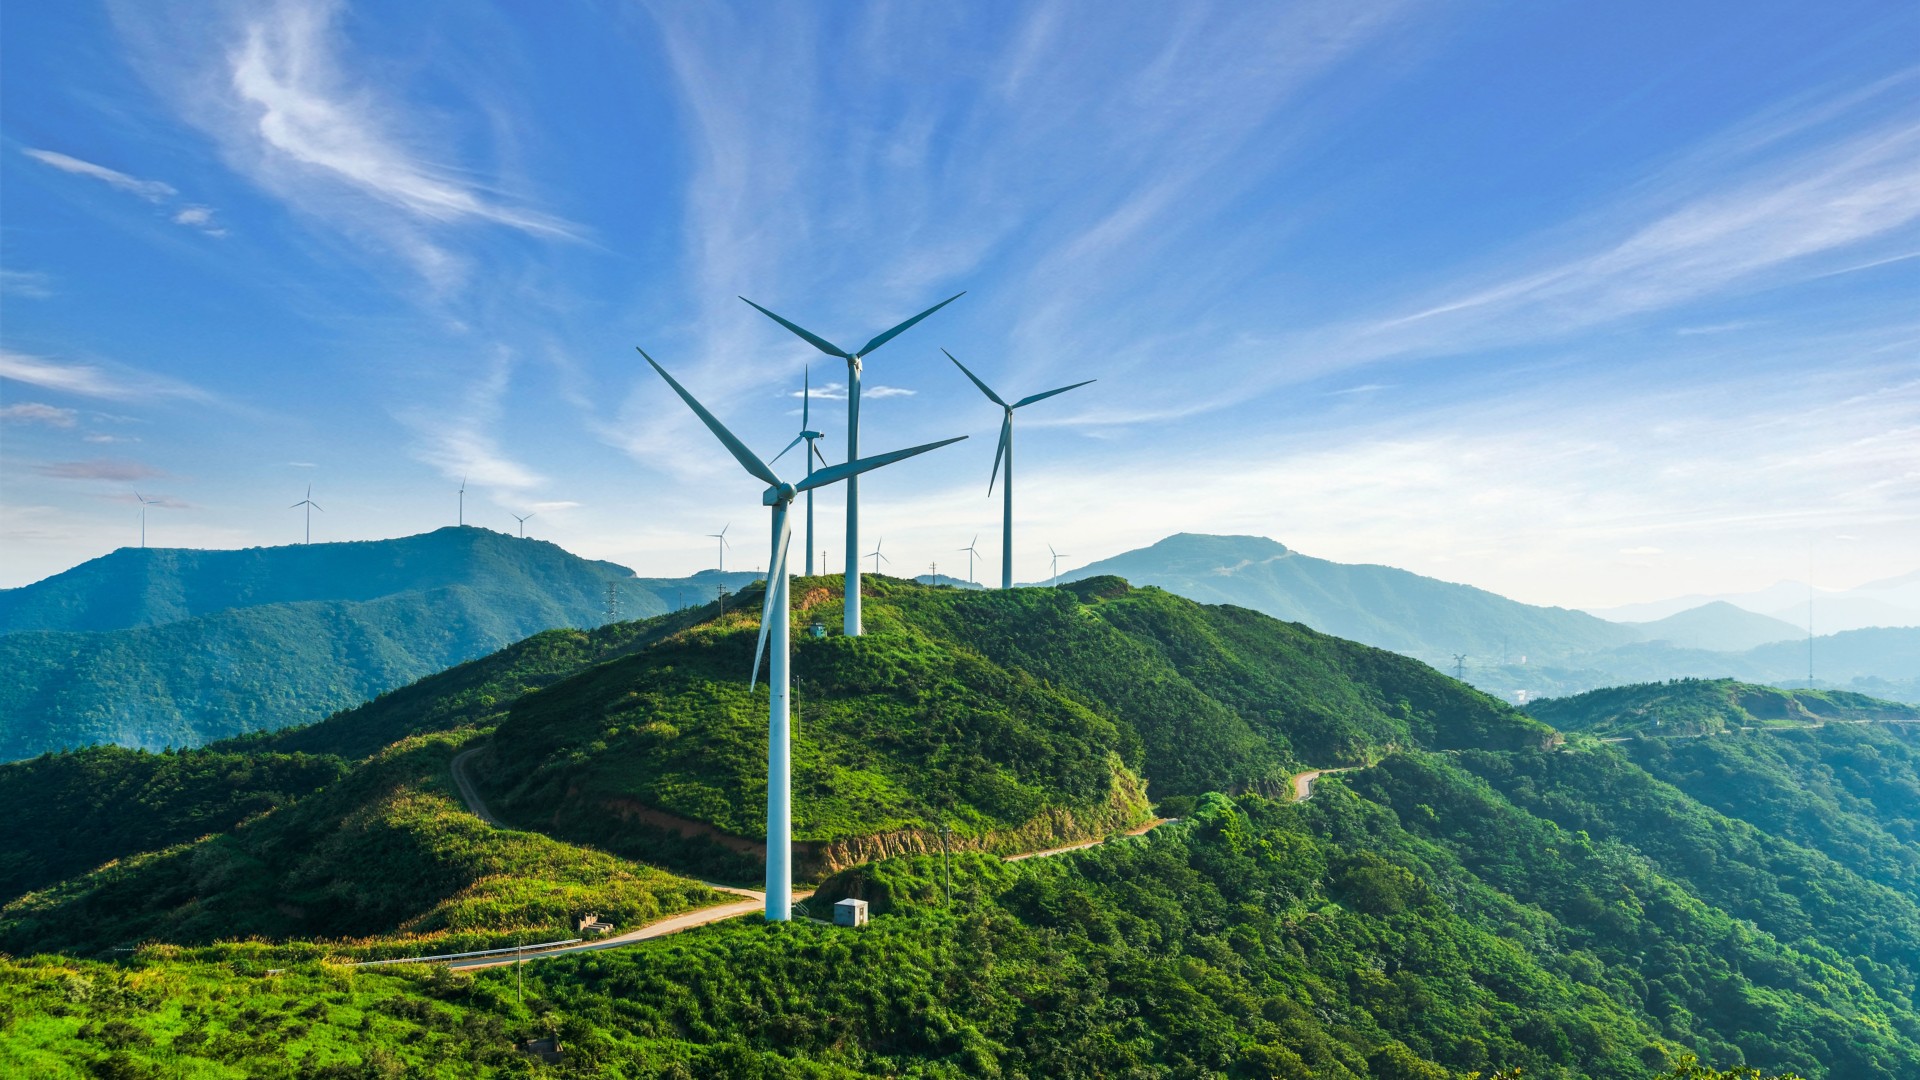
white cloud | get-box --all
[23,148,177,201]
[865,385,917,399]
[0,403,79,427]
[399,348,545,494]
[1618,546,1663,556]
[0,348,212,403]
[34,459,167,482]
[0,269,53,299]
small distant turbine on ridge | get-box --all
[709,523,733,573]
[771,366,831,576]
[946,349,1094,589]
[866,537,891,575]
[457,473,467,527]
[958,535,981,585]
[512,512,534,539]
[740,290,964,636]
[134,491,158,549]
[639,346,964,921]
[291,485,324,545]
[1048,543,1068,585]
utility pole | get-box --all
[940,818,952,907]
[1452,653,1467,681]
[603,581,619,624]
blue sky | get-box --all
[2,1,1916,608]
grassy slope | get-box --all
[0,733,723,959]
[476,577,1544,863]
[0,794,1818,1079]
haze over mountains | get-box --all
[1055,534,1919,704]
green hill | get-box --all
[1524,677,1920,737]
[7,579,1919,1077]
[0,528,761,760]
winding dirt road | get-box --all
[1291,766,1360,802]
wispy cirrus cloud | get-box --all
[23,148,176,200]
[34,459,167,482]
[0,403,79,427]
[0,348,213,403]
[398,348,545,495]
[23,148,226,234]
[114,0,577,287]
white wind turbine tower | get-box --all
[958,535,982,585]
[741,291,964,635]
[866,537,891,576]
[134,491,157,549]
[457,474,467,527]
[946,350,1095,589]
[709,524,733,573]
[770,366,831,575]
[512,512,534,539]
[1049,543,1068,584]
[640,347,964,920]
[291,486,323,544]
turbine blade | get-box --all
[795,434,967,492]
[639,348,782,488]
[770,433,805,464]
[290,501,303,509]
[739,298,850,359]
[811,442,830,469]
[857,292,965,357]
[987,414,1011,496]
[943,349,1007,407]
[749,512,793,690]
[1013,379,1097,409]
[312,503,324,513]
[802,366,811,428]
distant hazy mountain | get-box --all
[1055,533,1642,668]
[0,528,759,760]
[1054,534,1920,705]
[1624,601,1804,652]
[1590,570,1920,632]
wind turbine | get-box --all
[512,512,534,539]
[1048,543,1068,584]
[709,524,733,573]
[134,491,157,548]
[771,366,831,576]
[740,290,964,635]
[866,537,891,575]
[958,535,982,585]
[457,474,467,527]
[291,486,323,544]
[639,347,963,921]
[945,350,1094,589]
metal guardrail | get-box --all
[351,938,583,967]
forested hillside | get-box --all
[4,579,1915,1077]
[0,528,760,759]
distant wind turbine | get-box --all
[958,535,982,585]
[458,474,467,527]
[771,366,831,576]
[291,486,324,544]
[946,350,1094,589]
[1048,543,1068,585]
[639,347,963,921]
[866,537,891,575]
[709,523,733,573]
[134,491,157,549]
[741,290,964,635]
[512,512,534,539]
